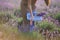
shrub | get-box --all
[53,13,60,22]
[57,28,60,33]
[37,20,57,31]
[0,13,11,23]
[17,17,23,22]
[14,9,21,17]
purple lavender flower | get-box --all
[0,2,14,9]
[37,12,46,16]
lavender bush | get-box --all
[53,13,60,22]
[37,20,57,31]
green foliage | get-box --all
[20,31,44,40]
[57,28,60,33]
[37,21,56,31]
[53,13,60,22]
[14,9,21,17]
[32,31,44,40]
[17,17,23,23]
[10,14,23,23]
[0,12,10,24]
[0,11,23,24]
[11,9,23,23]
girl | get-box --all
[28,0,37,26]
[21,0,37,26]
[21,0,50,31]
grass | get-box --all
[0,9,60,40]
[0,23,45,40]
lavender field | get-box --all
[0,0,60,40]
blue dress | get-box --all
[27,10,43,21]
[27,10,43,32]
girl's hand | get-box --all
[30,15,34,25]
[31,14,34,20]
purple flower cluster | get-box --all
[0,2,14,9]
[37,12,46,16]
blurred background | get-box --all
[0,0,60,40]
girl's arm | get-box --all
[28,0,33,18]
[28,0,33,25]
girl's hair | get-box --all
[44,0,50,6]
[31,0,37,10]
[31,0,37,5]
